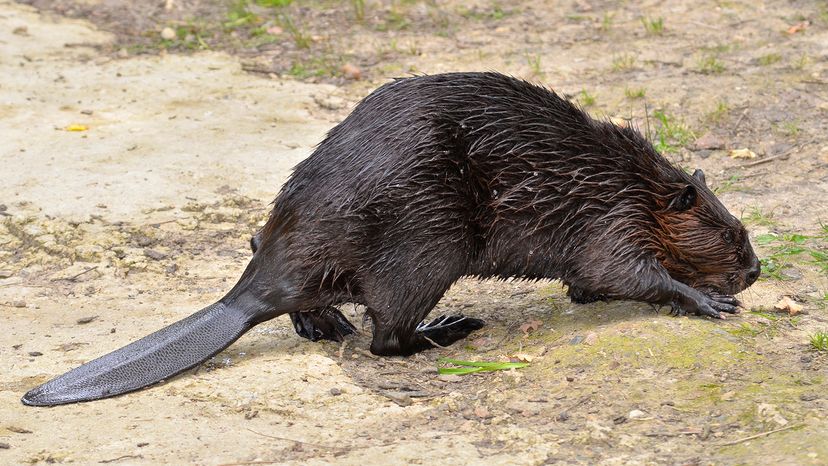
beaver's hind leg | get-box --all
[250,232,356,342]
[364,261,485,356]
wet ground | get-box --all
[1,0,827,464]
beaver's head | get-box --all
[655,169,760,295]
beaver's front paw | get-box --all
[672,291,741,319]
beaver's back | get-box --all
[265,72,692,287]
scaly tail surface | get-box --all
[22,301,255,406]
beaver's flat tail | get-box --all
[22,301,254,406]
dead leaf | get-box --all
[774,296,803,316]
[64,124,89,132]
[512,353,534,362]
[728,148,757,159]
[341,63,361,80]
[520,319,543,335]
[786,21,809,35]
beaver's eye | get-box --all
[722,230,735,244]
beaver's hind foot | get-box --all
[290,307,357,342]
[415,314,486,349]
[567,286,609,305]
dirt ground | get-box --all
[1,0,827,464]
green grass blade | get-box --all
[438,367,484,375]
[437,358,529,372]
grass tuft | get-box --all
[526,54,543,77]
[351,0,366,21]
[753,229,828,281]
[698,56,726,74]
[810,331,828,351]
[612,54,636,71]
[651,110,694,153]
[758,53,782,66]
[577,90,596,107]
[641,16,664,35]
[624,87,646,99]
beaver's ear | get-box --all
[692,168,706,185]
[670,185,697,211]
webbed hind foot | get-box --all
[415,314,486,349]
[290,307,357,342]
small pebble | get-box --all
[0,442,9,449]
[11,300,26,308]
[474,406,492,419]
[136,442,149,448]
[135,235,154,247]
[0,270,13,279]
[628,409,647,419]
[144,249,167,261]
[801,355,813,363]
[28,351,43,357]
[384,392,412,406]
[556,411,570,422]
[76,316,98,325]
[692,132,725,150]
[329,387,342,396]
[800,393,819,401]
[161,27,176,40]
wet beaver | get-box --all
[23,72,760,406]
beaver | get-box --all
[22,72,760,406]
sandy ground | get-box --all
[1,1,828,465]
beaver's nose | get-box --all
[745,257,761,286]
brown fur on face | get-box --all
[654,173,758,295]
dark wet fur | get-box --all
[22,72,760,406]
